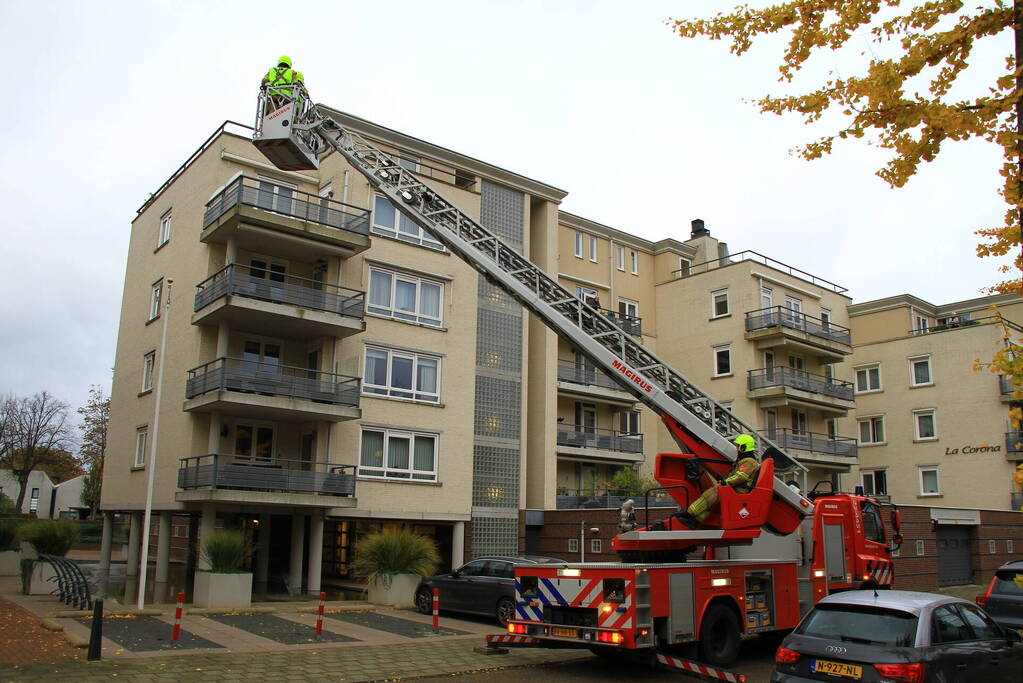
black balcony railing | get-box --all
[555,488,675,510]
[557,359,624,391]
[194,263,365,318]
[204,175,370,235]
[596,307,642,336]
[745,306,852,346]
[1006,432,1023,454]
[670,250,848,294]
[1000,376,1018,397]
[186,357,360,406]
[556,424,643,454]
[762,428,858,458]
[178,454,356,497]
[748,367,854,401]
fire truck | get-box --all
[251,84,902,679]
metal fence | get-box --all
[185,357,361,406]
[670,250,848,294]
[178,454,356,496]
[1000,376,1016,396]
[555,489,675,510]
[194,263,365,317]
[762,428,858,458]
[556,424,643,453]
[744,306,852,346]
[1007,431,1023,455]
[556,359,624,391]
[204,175,370,235]
[595,306,642,336]
[747,367,854,401]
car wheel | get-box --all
[698,603,741,667]
[496,597,516,626]
[415,588,433,615]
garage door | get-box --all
[936,526,973,586]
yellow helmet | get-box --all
[278,55,292,67]
[734,434,756,454]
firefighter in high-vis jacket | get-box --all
[675,434,761,527]
[262,56,295,111]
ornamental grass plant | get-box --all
[17,520,80,556]
[351,528,439,588]
[199,530,251,573]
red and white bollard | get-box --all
[432,588,439,630]
[171,591,184,641]
[315,591,326,636]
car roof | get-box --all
[817,590,968,616]
[472,555,564,564]
[997,559,1023,572]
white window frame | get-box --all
[574,232,583,258]
[358,427,438,481]
[820,307,832,328]
[370,194,443,251]
[158,210,172,247]
[678,257,691,276]
[630,250,638,275]
[711,289,729,318]
[134,427,148,468]
[916,539,925,556]
[618,298,638,319]
[590,539,602,554]
[713,344,732,377]
[617,247,626,271]
[909,355,933,387]
[913,408,937,441]
[988,539,997,554]
[568,537,579,553]
[918,466,940,496]
[588,236,598,262]
[367,267,443,327]
[148,280,162,321]
[857,415,885,445]
[861,469,888,496]
[1008,539,1015,553]
[142,351,155,392]
[232,421,277,463]
[854,364,882,394]
[915,315,929,334]
[363,346,441,403]
[760,286,773,311]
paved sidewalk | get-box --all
[0,597,81,667]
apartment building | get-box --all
[101,110,864,600]
[846,293,1023,509]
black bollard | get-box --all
[87,598,103,661]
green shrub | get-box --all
[199,530,250,573]
[352,528,439,587]
[18,520,80,556]
[609,467,659,497]
[0,520,19,550]
[0,492,15,514]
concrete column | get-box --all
[208,411,222,454]
[126,512,142,577]
[198,503,216,571]
[98,512,113,575]
[226,237,237,265]
[451,522,465,569]
[155,512,171,584]
[307,513,324,596]
[216,320,229,358]
[289,513,306,596]
[255,513,271,594]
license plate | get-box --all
[811,659,862,679]
[551,627,578,638]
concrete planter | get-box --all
[367,573,421,607]
[27,560,59,595]
[0,550,20,576]
[194,571,253,609]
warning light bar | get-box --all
[508,623,527,634]
[597,631,624,644]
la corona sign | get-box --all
[944,443,1002,455]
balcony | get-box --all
[1012,491,1023,510]
[556,359,636,404]
[201,176,371,259]
[183,357,360,422]
[192,264,365,339]
[177,454,357,508]
[595,307,641,336]
[556,424,643,463]
[747,367,855,414]
[745,307,852,361]
[1006,432,1023,460]
[671,251,848,295]
[763,428,858,468]
[1000,376,1020,403]
[555,488,675,510]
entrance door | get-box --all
[936,526,973,586]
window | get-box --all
[1009,539,1015,554]
[785,296,803,314]
[367,268,443,326]
[858,416,885,445]
[135,428,148,468]
[588,236,597,262]
[957,604,1004,640]
[861,470,888,496]
[359,428,437,481]
[630,250,638,274]
[988,539,997,554]
[678,257,691,276]
[791,409,808,435]
[916,539,925,556]
[29,488,39,512]
[711,289,729,317]
[915,315,929,333]
[142,351,155,392]
[158,210,172,247]
[713,345,731,376]
[568,537,579,553]
[363,346,440,403]
[932,605,972,643]
[574,232,583,258]
[618,299,638,319]
[914,409,936,440]
[619,410,640,435]
[860,502,886,544]
[575,285,599,308]
[234,423,275,462]
[855,365,881,393]
[242,340,280,373]
[590,539,602,554]
[919,466,940,495]
[617,247,626,271]
[760,286,772,311]
[910,356,932,386]
[820,308,831,329]
[149,281,162,321]
[371,195,443,250]
[256,176,296,214]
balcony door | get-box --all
[790,410,809,449]
[257,176,296,216]
[764,351,775,383]
[300,431,315,471]
[243,340,282,376]
[785,296,803,328]
[235,422,275,463]
[249,258,287,301]
[575,402,597,435]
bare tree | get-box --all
[0,392,75,512]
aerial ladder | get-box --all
[252,85,814,558]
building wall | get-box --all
[0,469,55,517]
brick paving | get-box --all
[0,597,82,667]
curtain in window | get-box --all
[420,283,440,319]
[369,271,392,308]
[413,435,434,472]
[388,436,410,470]
[391,356,413,392]
[360,431,384,467]
[417,358,438,394]
[395,280,417,315]
[374,196,396,229]
[365,349,389,387]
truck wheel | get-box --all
[698,604,741,667]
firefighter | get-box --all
[618,498,638,533]
[674,434,760,528]
[262,56,295,111]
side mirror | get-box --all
[450,571,460,578]
[1006,629,1022,643]
[890,534,904,552]
[891,507,902,534]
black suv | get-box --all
[978,559,1023,635]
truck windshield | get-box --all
[860,502,886,544]
[796,604,917,646]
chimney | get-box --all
[691,218,709,239]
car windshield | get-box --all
[797,604,918,646]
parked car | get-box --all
[771,590,1023,682]
[415,555,562,626]
[977,559,1023,635]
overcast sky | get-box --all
[0,0,1014,417]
